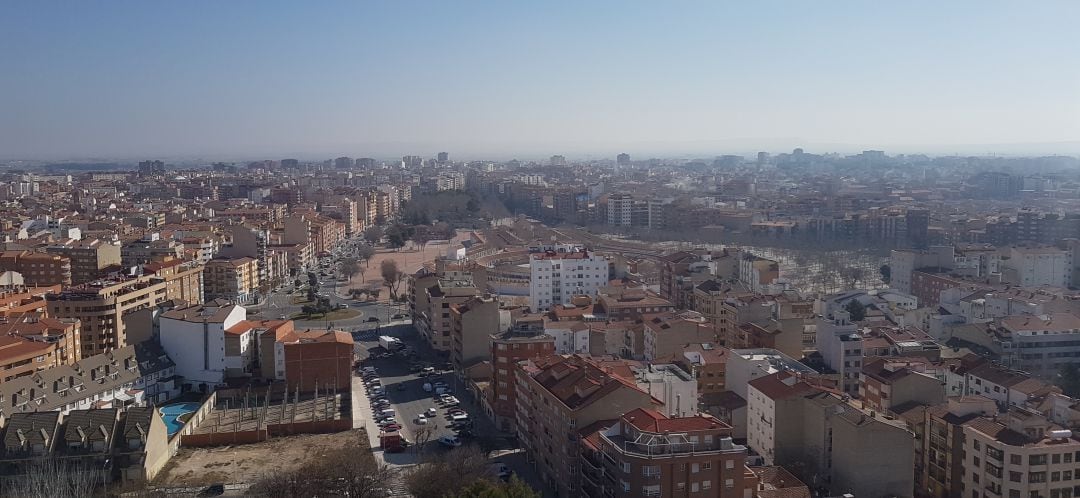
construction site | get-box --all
[180,383,351,447]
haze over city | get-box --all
[7,3,1080,498]
[2,1,1079,160]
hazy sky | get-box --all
[2,1,1078,160]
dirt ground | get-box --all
[153,429,369,487]
[349,230,473,300]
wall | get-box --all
[142,407,172,481]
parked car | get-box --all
[425,407,438,418]
[437,435,462,448]
[490,463,512,481]
[450,413,469,423]
[414,415,428,425]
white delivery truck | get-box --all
[378,335,401,351]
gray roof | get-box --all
[60,408,118,447]
[120,406,154,447]
[2,411,60,453]
[0,342,174,418]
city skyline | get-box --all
[2,1,1078,160]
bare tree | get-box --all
[248,436,394,498]
[413,423,436,455]
[2,458,101,498]
[381,259,403,300]
[405,445,491,498]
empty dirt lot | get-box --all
[153,429,368,487]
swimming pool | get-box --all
[159,402,202,436]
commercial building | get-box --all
[963,408,1080,498]
[529,248,609,312]
[580,408,755,498]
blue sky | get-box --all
[1,1,1078,160]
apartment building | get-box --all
[0,250,72,286]
[815,310,863,396]
[449,295,502,371]
[917,396,1000,498]
[642,311,714,362]
[859,357,946,414]
[963,408,1080,498]
[45,238,121,285]
[279,329,353,393]
[515,355,657,497]
[120,235,184,268]
[747,372,916,497]
[529,248,609,312]
[1001,246,1070,288]
[158,301,250,389]
[203,257,260,305]
[488,317,555,431]
[46,276,170,359]
[142,258,204,305]
[719,295,776,349]
[580,408,754,498]
[0,313,79,367]
[0,341,179,418]
[411,272,479,351]
[0,284,61,317]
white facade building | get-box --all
[528,249,608,311]
[1003,246,1070,288]
[158,301,247,388]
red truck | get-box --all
[379,430,409,453]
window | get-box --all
[1053,472,1061,483]
[1056,455,1063,464]
[1032,455,1049,466]
[726,460,735,469]
[975,441,982,450]
[1012,455,1023,465]
[726,479,734,488]
[1011,472,1023,483]
[1031,472,1047,483]
[702,481,712,490]
[702,462,712,470]
[691,463,700,474]
[622,462,631,473]
[692,483,700,492]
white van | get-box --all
[376,408,396,418]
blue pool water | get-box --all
[159,402,201,436]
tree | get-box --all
[413,423,436,456]
[405,446,491,498]
[879,264,891,284]
[356,244,375,266]
[381,259,404,300]
[248,437,395,498]
[339,257,360,282]
[844,299,866,321]
[456,476,540,498]
[363,226,383,245]
[385,224,414,250]
[1059,363,1080,397]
